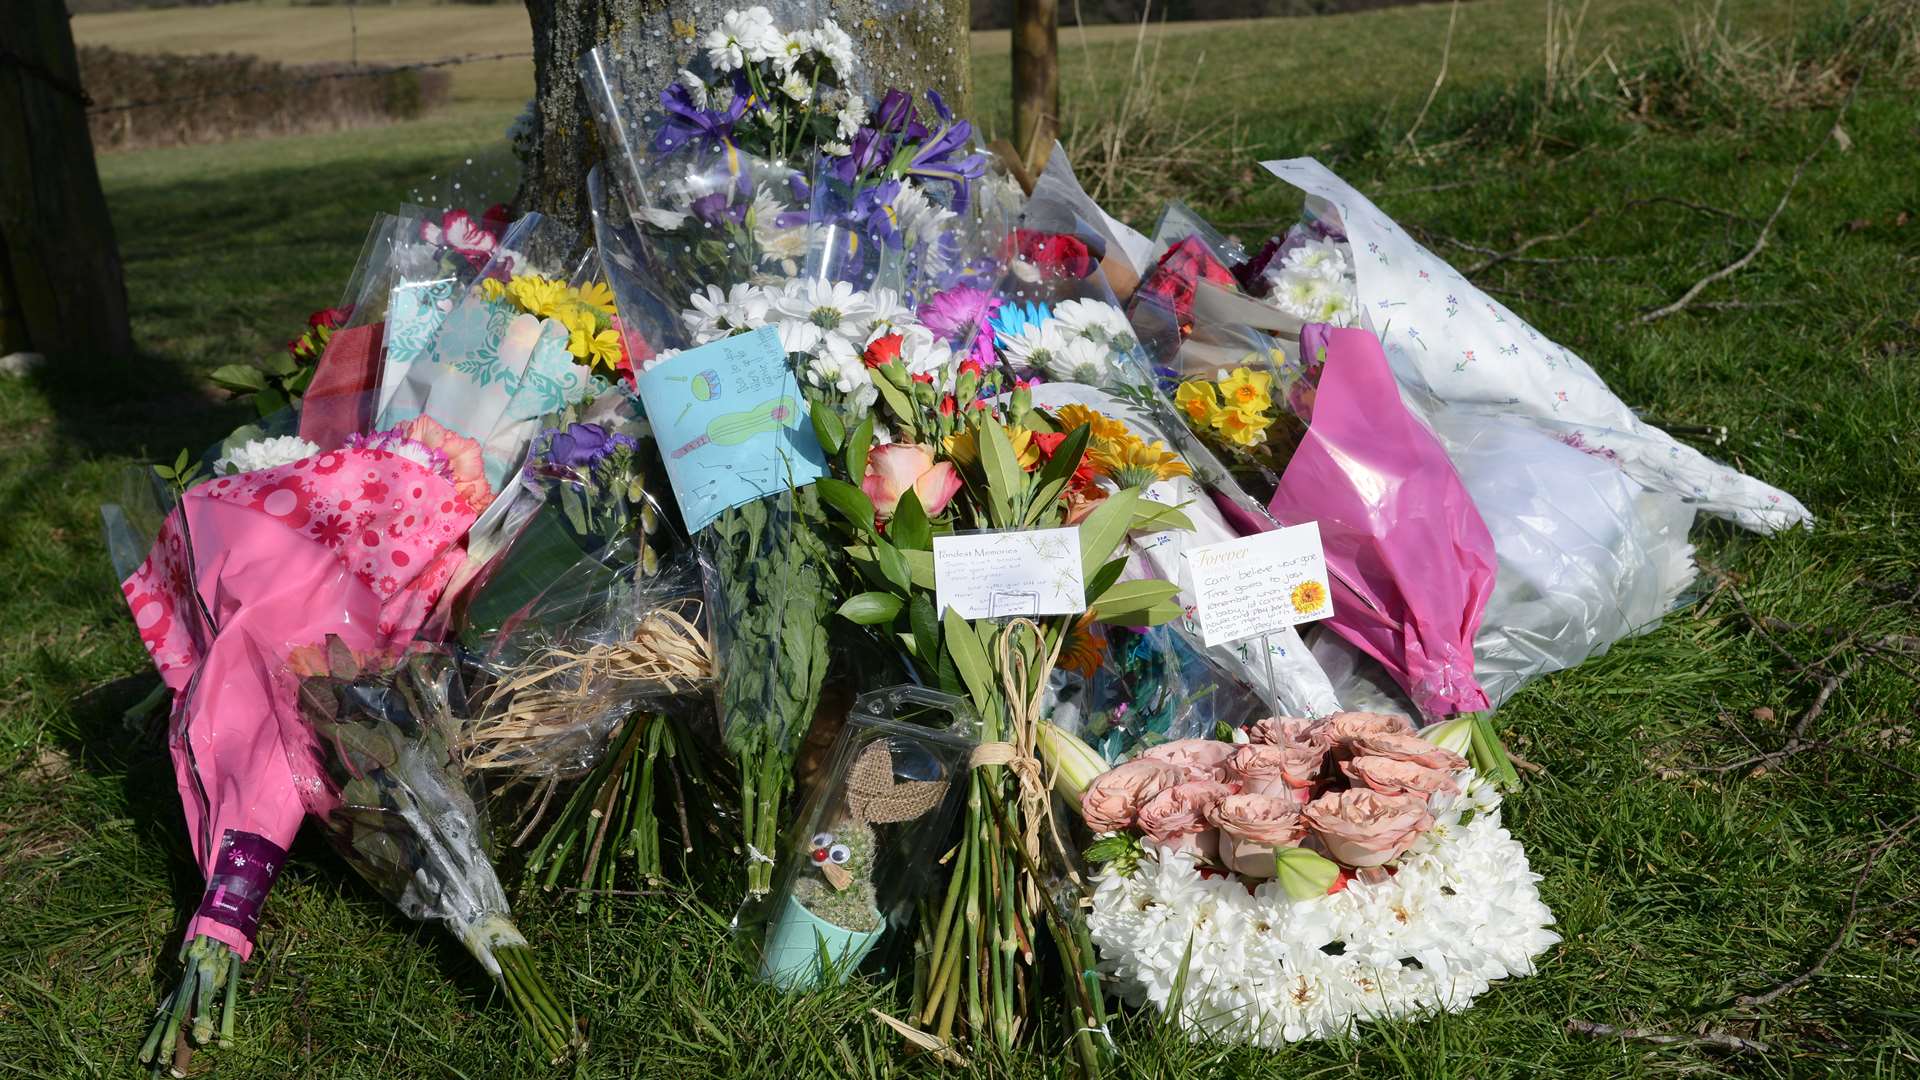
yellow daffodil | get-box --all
[573,280,618,317]
[1217,366,1274,415]
[1053,403,1129,444]
[1212,405,1269,447]
[944,424,1045,472]
[1175,380,1222,426]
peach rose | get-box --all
[1207,792,1305,879]
[1137,781,1231,862]
[1079,758,1184,833]
[1245,716,1319,746]
[1317,710,1416,748]
[862,443,962,520]
[1347,732,1467,773]
[1340,755,1461,799]
[1302,788,1434,868]
[1141,738,1240,784]
[1228,743,1323,801]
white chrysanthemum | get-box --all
[1086,773,1559,1049]
[812,19,857,76]
[802,339,878,411]
[1050,298,1135,346]
[896,325,955,378]
[773,278,874,357]
[890,183,956,245]
[215,435,320,476]
[863,288,914,337]
[1281,236,1351,283]
[682,282,772,343]
[834,86,869,141]
[822,139,853,157]
[675,69,710,110]
[639,347,680,373]
[772,30,810,72]
[704,6,781,71]
[778,70,810,102]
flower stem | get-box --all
[139,935,243,1075]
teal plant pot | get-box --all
[758,894,884,990]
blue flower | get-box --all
[989,301,1052,345]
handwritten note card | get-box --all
[933,529,1086,620]
[632,326,825,534]
[1183,523,1333,648]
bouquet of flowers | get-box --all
[1069,714,1556,1047]
[278,642,583,1063]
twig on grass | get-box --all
[1698,659,1857,775]
[1732,812,1920,1007]
[1463,206,1606,275]
[1566,1018,1770,1054]
[1402,0,1462,152]
[1629,79,1862,326]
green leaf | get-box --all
[842,414,874,486]
[815,477,875,533]
[1022,477,1068,526]
[889,487,932,551]
[259,351,299,378]
[1089,579,1181,622]
[1083,557,1129,609]
[1130,499,1195,535]
[942,606,995,716]
[976,417,1024,527]
[1273,847,1341,901]
[208,364,269,393]
[909,593,940,674]
[872,537,911,594]
[1132,600,1186,627]
[1076,488,1141,577]
[810,403,845,456]
[871,377,915,437]
[838,592,903,625]
[1471,713,1522,789]
[173,447,191,475]
[253,387,289,418]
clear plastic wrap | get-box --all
[277,644,581,1061]
[744,685,974,990]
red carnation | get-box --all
[863,333,904,370]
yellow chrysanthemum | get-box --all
[568,326,624,373]
[552,301,606,341]
[1052,403,1129,444]
[1092,437,1192,488]
[507,275,569,318]
[573,280,618,317]
[1212,405,1269,448]
[1175,380,1222,426]
[479,277,509,303]
[1217,366,1274,415]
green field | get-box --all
[7,0,1919,1077]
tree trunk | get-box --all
[520,0,973,235]
[0,0,133,362]
[1011,0,1059,177]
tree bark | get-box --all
[520,0,973,235]
[1011,0,1059,177]
[0,0,132,361]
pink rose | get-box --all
[1347,732,1468,773]
[1137,781,1231,862]
[1317,710,1416,748]
[1207,793,1305,879]
[1302,788,1434,868]
[1231,733,1327,797]
[1245,716,1319,746]
[1141,738,1240,784]
[1340,755,1460,799]
[1079,758,1184,833]
[861,443,962,521]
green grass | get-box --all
[8,0,1920,1077]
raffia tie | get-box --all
[967,617,1067,917]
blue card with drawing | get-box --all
[632,326,826,533]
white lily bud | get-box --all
[1420,716,1474,756]
[1037,721,1107,803]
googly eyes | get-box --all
[810,832,833,848]
[827,844,851,865]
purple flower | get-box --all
[690,192,748,227]
[919,285,1002,367]
[539,423,637,470]
[654,80,748,157]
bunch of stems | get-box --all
[519,711,700,916]
[912,620,1112,1075]
[138,935,241,1077]
[487,939,581,1064]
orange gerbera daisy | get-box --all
[1058,612,1108,679]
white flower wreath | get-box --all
[1085,773,1559,1046]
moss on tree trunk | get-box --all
[520,0,972,234]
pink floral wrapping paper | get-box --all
[121,448,475,957]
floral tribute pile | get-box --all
[101,4,1808,1076]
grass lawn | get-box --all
[7,1,1919,1077]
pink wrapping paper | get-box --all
[121,448,474,958]
[1266,325,1498,718]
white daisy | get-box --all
[811,19,857,76]
[772,278,874,357]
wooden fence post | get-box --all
[1011,0,1059,178]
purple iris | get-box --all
[654,80,748,157]
[540,423,637,469]
[690,192,749,227]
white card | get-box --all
[1183,523,1334,648]
[933,529,1086,620]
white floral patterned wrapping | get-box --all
[1262,158,1811,536]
